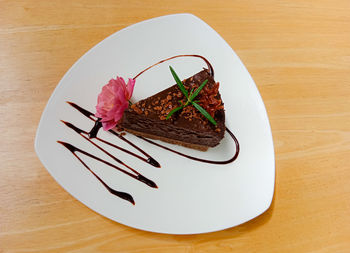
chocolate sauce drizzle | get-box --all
[57,141,135,205]
[133,54,214,80]
[59,103,160,205]
[138,128,239,164]
[58,55,239,205]
[60,120,157,188]
[67,102,160,168]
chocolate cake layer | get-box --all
[120,69,225,150]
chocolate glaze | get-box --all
[122,69,225,148]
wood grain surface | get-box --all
[1,0,349,252]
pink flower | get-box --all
[95,77,135,131]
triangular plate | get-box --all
[35,13,275,234]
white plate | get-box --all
[35,13,275,234]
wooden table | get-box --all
[1,0,349,252]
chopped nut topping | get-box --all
[131,104,143,114]
[130,73,223,126]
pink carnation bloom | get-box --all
[95,77,135,131]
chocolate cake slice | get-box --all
[120,69,225,151]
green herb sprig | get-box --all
[166,66,217,126]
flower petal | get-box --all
[95,76,135,130]
[102,120,117,131]
[126,78,135,100]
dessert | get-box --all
[120,68,225,151]
[59,55,239,204]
